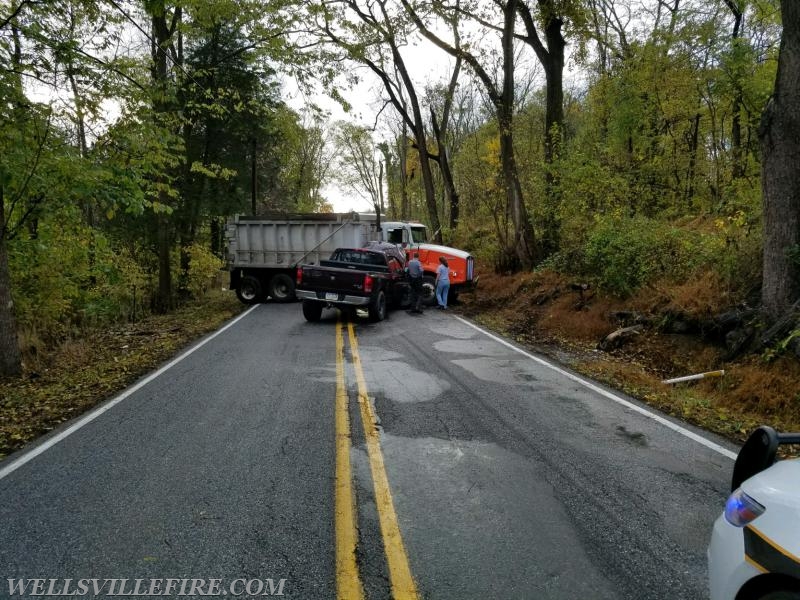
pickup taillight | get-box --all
[296,266,303,286]
[364,274,373,293]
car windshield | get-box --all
[410,227,428,243]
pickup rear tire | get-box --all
[236,276,263,305]
[368,291,387,322]
[302,300,323,322]
[269,274,296,302]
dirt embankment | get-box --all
[458,269,800,443]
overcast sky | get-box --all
[282,21,473,214]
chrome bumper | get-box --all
[296,289,372,306]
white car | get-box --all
[708,426,800,600]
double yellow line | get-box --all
[335,320,419,600]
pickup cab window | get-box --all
[331,250,387,266]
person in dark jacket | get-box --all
[407,252,424,313]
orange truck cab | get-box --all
[375,218,477,304]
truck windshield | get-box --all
[410,227,428,243]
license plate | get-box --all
[325,292,339,301]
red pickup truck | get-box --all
[295,243,410,322]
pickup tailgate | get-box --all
[299,265,369,299]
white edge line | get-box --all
[454,315,738,461]
[0,304,261,481]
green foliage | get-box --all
[271,109,332,212]
[555,216,754,298]
[8,207,150,339]
[452,225,502,266]
[762,329,800,363]
[183,243,224,299]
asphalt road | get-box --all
[0,302,738,599]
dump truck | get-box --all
[225,212,476,305]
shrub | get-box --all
[184,243,224,299]
[581,216,724,297]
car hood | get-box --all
[742,458,800,502]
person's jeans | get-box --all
[436,281,450,308]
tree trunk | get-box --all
[150,3,174,313]
[210,217,222,258]
[542,12,565,168]
[431,108,460,231]
[760,0,800,319]
[390,47,442,243]
[517,1,565,257]
[0,20,26,377]
[499,109,535,269]
[377,160,384,230]
[399,130,410,220]
[436,32,463,232]
[155,213,173,313]
[542,14,565,255]
[725,1,745,179]
[685,112,701,204]
[413,124,442,243]
[0,189,22,378]
[501,1,535,268]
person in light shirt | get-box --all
[435,256,450,310]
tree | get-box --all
[0,0,131,376]
[276,111,332,212]
[515,1,569,253]
[310,0,444,242]
[0,2,28,377]
[0,168,22,377]
[426,6,463,231]
[760,0,800,318]
[402,0,536,268]
[143,0,303,306]
[724,0,747,179]
[333,122,385,223]
[382,122,412,220]
[145,0,183,313]
[175,22,300,288]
